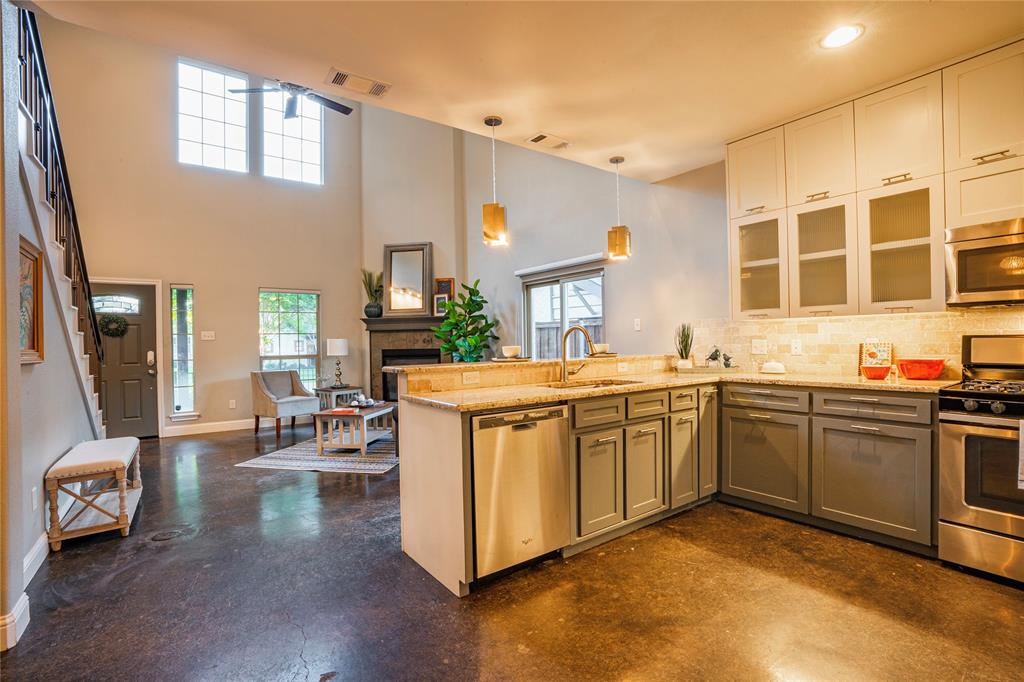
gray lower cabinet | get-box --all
[812,417,932,544]
[625,420,665,519]
[698,387,719,498]
[722,407,809,513]
[577,428,625,537]
[669,410,698,508]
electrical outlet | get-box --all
[201,331,216,341]
[617,362,630,373]
[462,371,480,385]
[229,399,236,409]
[633,318,642,332]
[31,486,38,511]
[751,338,768,355]
[791,339,803,355]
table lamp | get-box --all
[326,338,350,387]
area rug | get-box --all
[235,436,398,474]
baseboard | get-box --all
[22,533,49,586]
[162,415,314,438]
[0,593,30,651]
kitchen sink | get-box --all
[543,378,642,390]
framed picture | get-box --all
[434,277,455,297]
[432,293,450,316]
[859,341,892,368]
[19,238,44,364]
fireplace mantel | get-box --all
[362,316,444,332]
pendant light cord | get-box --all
[615,163,621,226]
[490,125,497,203]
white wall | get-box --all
[37,15,365,428]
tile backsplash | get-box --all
[689,309,1024,379]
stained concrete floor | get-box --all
[2,426,1023,681]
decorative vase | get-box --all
[676,358,694,370]
[364,302,383,318]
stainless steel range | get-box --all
[939,335,1024,582]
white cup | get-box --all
[593,343,610,354]
[502,345,521,358]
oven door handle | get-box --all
[940,413,1020,434]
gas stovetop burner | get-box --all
[958,379,1024,394]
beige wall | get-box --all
[38,15,365,428]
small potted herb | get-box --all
[674,323,694,370]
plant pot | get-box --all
[676,358,694,370]
[364,302,383,318]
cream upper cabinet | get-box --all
[945,155,1024,229]
[785,103,856,205]
[943,41,1024,171]
[727,127,786,217]
[730,209,789,319]
[857,175,945,314]
[855,72,943,190]
[787,195,859,317]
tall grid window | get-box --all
[262,89,322,184]
[170,286,195,414]
[177,60,248,173]
[524,272,604,360]
[259,290,319,390]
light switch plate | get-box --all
[751,338,768,355]
[462,371,480,385]
[617,362,630,373]
[229,399,236,409]
[791,339,803,355]
[201,331,216,341]
[633,318,642,332]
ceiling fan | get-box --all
[228,80,353,119]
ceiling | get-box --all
[36,1,1024,182]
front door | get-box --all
[92,283,159,438]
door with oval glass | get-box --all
[92,282,159,438]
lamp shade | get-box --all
[482,203,509,246]
[607,225,632,260]
[326,338,349,357]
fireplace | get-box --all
[381,349,441,401]
[363,315,448,400]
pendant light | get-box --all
[482,115,509,246]
[607,156,631,260]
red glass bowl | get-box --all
[896,358,945,380]
[860,365,891,380]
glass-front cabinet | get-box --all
[730,208,789,319]
[857,175,945,313]
[787,196,858,316]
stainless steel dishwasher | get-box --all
[472,405,570,578]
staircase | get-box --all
[16,9,105,438]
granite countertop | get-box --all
[400,371,954,412]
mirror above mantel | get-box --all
[383,242,433,316]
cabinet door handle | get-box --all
[972,149,1012,164]
[882,172,911,185]
[810,310,832,317]
[884,306,913,313]
[847,396,879,403]
[748,413,774,420]
[849,424,881,432]
[747,389,774,395]
[591,436,617,446]
[744,205,766,213]
[805,191,830,201]
[635,427,658,435]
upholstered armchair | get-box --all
[251,370,319,438]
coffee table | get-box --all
[313,402,397,457]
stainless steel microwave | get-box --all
[946,218,1024,305]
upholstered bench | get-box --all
[45,437,142,551]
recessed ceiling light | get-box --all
[821,24,864,49]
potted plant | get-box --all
[674,323,694,370]
[432,279,499,362]
[361,269,383,318]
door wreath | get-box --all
[98,314,129,338]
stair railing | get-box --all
[17,9,104,386]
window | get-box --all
[258,290,319,390]
[170,286,195,414]
[262,88,322,184]
[524,271,604,360]
[92,295,140,314]
[177,60,248,173]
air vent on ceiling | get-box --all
[325,68,391,98]
[526,132,569,150]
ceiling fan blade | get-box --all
[306,93,353,116]
[284,94,299,119]
[228,87,280,94]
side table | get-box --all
[315,386,363,410]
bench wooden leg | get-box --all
[117,469,129,535]
[291,416,296,430]
[275,418,281,439]
[254,415,260,434]
[46,479,62,551]
[132,450,142,489]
